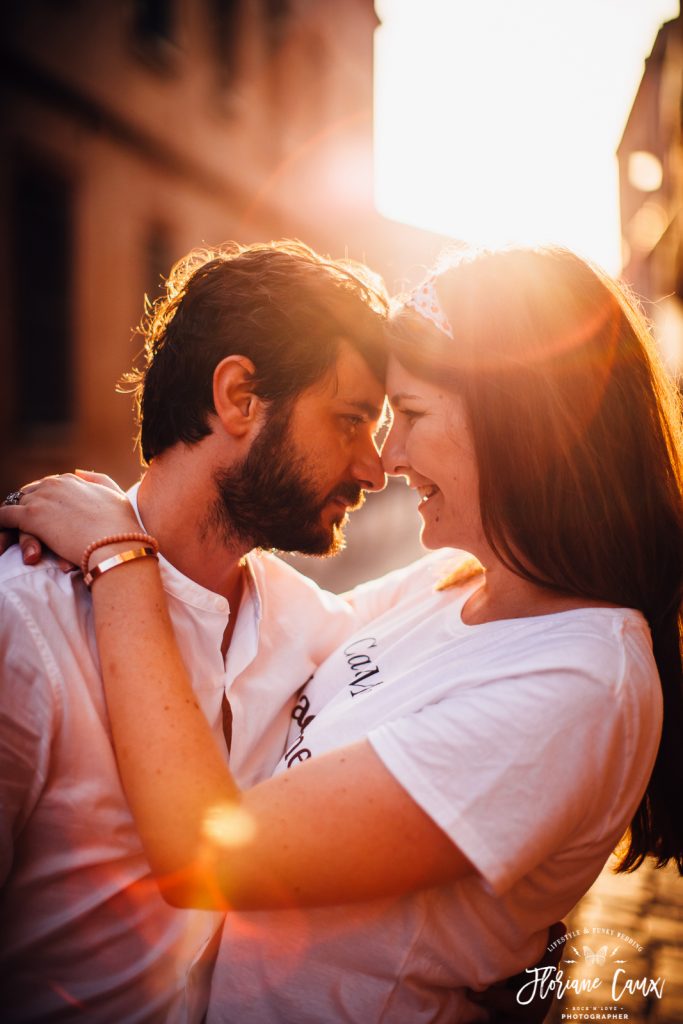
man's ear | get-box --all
[213,356,262,438]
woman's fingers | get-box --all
[0,520,81,573]
[0,503,22,530]
[0,473,139,566]
[19,533,43,565]
[0,480,66,549]
[74,470,125,494]
[17,533,71,570]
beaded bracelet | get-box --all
[80,532,159,578]
[83,546,159,590]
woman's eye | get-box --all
[399,408,422,424]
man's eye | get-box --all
[341,415,364,431]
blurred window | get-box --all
[265,0,289,51]
[134,0,175,44]
[11,155,74,428]
[145,223,174,305]
[132,224,174,369]
[210,0,241,83]
[132,0,178,71]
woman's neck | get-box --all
[460,562,619,626]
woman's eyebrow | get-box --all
[389,392,421,406]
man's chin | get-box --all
[289,520,348,559]
[326,522,348,557]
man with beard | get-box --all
[0,241,389,1022]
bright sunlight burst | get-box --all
[374,0,678,273]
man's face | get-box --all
[212,340,387,555]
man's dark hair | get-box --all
[124,240,389,463]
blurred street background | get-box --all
[546,861,683,1024]
[1,2,681,1017]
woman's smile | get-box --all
[417,483,440,506]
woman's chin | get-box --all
[418,516,462,552]
[418,523,441,551]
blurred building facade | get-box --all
[0,0,448,503]
[618,11,683,373]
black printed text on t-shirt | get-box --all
[344,638,384,697]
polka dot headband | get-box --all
[404,276,454,340]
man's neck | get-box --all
[136,456,249,606]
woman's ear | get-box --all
[212,356,262,438]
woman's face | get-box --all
[382,355,484,553]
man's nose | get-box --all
[353,440,386,493]
[379,421,406,479]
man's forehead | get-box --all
[327,373,384,419]
[325,339,385,413]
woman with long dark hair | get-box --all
[3,245,681,1022]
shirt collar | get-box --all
[126,480,263,621]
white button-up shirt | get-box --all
[0,483,356,1022]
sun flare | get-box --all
[374,0,678,274]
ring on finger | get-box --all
[2,491,24,507]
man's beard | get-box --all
[210,406,365,556]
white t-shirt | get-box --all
[0,485,356,1023]
[207,551,662,1023]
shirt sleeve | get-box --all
[367,622,661,895]
[0,591,60,885]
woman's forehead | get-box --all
[384,354,415,389]
[384,356,436,403]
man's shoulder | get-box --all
[1,546,68,586]
[1,546,44,584]
[0,548,85,617]
[0,550,99,716]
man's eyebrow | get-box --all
[338,399,384,421]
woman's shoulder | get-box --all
[484,602,650,656]
[485,605,658,711]
[517,602,650,651]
